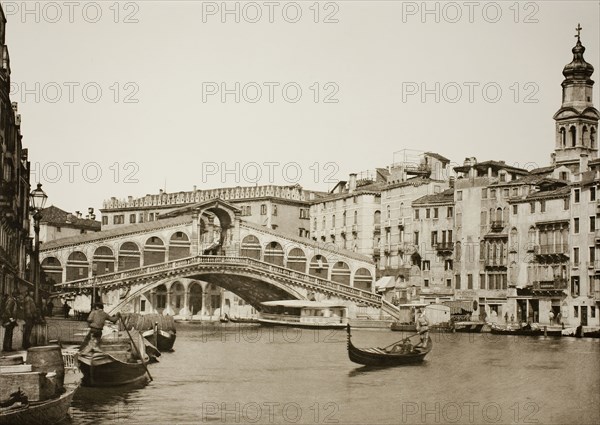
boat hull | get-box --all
[490,325,562,337]
[142,329,176,352]
[257,318,347,329]
[346,326,432,367]
[78,353,148,387]
[453,322,485,333]
[0,385,77,425]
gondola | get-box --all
[346,325,432,367]
[78,331,151,387]
[142,328,177,352]
[78,351,149,387]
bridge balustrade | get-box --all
[56,255,383,305]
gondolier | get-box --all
[80,303,120,354]
[415,308,430,348]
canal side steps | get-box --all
[55,255,400,320]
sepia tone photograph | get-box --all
[0,1,599,424]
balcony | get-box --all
[490,221,505,231]
[484,258,507,269]
[534,244,569,263]
[373,224,381,234]
[340,226,347,235]
[595,229,600,245]
[352,224,358,233]
[435,242,454,253]
[384,219,393,228]
[533,278,568,291]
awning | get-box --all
[443,300,474,315]
[375,276,396,291]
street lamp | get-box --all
[30,183,48,310]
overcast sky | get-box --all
[3,1,599,214]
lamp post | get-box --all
[30,183,48,311]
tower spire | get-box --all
[552,25,599,170]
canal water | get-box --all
[66,323,600,425]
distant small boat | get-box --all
[258,300,348,329]
[452,321,485,333]
[490,323,561,336]
[219,313,230,323]
[390,322,416,332]
[229,317,259,324]
[346,325,432,367]
[0,385,77,425]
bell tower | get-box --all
[553,24,599,172]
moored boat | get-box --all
[490,323,562,336]
[0,384,77,425]
[452,321,485,333]
[229,316,259,324]
[258,300,348,329]
[346,325,432,367]
[1,346,78,425]
[141,328,177,352]
[120,313,177,351]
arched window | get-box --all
[354,211,358,224]
[332,214,336,227]
[591,127,597,149]
[570,126,577,147]
[582,126,589,147]
[528,227,536,245]
[342,211,347,226]
[374,210,381,224]
[386,205,391,219]
[560,127,566,147]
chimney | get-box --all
[193,185,197,192]
[309,192,315,201]
[75,210,80,218]
[128,196,133,203]
[580,153,589,172]
[449,176,455,188]
[348,173,357,193]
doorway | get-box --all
[581,306,588,326]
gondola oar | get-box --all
[119,314,153,382]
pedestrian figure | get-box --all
[80,303,120,354]
[415,307,430,348]
[0,293,7,318]
[504,312,509,324]
[557,311,562,325]
[62,301,71,319]
[22,291,36,349]
[548,310,555,325]
[2,293,18,352]
[510,314,514,323]
[46,299,54,317]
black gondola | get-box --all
[346,325,432,367]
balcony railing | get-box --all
[490,221,505,231]
[536,244,569,255]
[435,242,454,252]
[533,278,568,290]
[373,224,381,233]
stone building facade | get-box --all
[0,5,31,296]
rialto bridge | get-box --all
[41,199,399,319]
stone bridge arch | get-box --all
[107,270,306,314]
